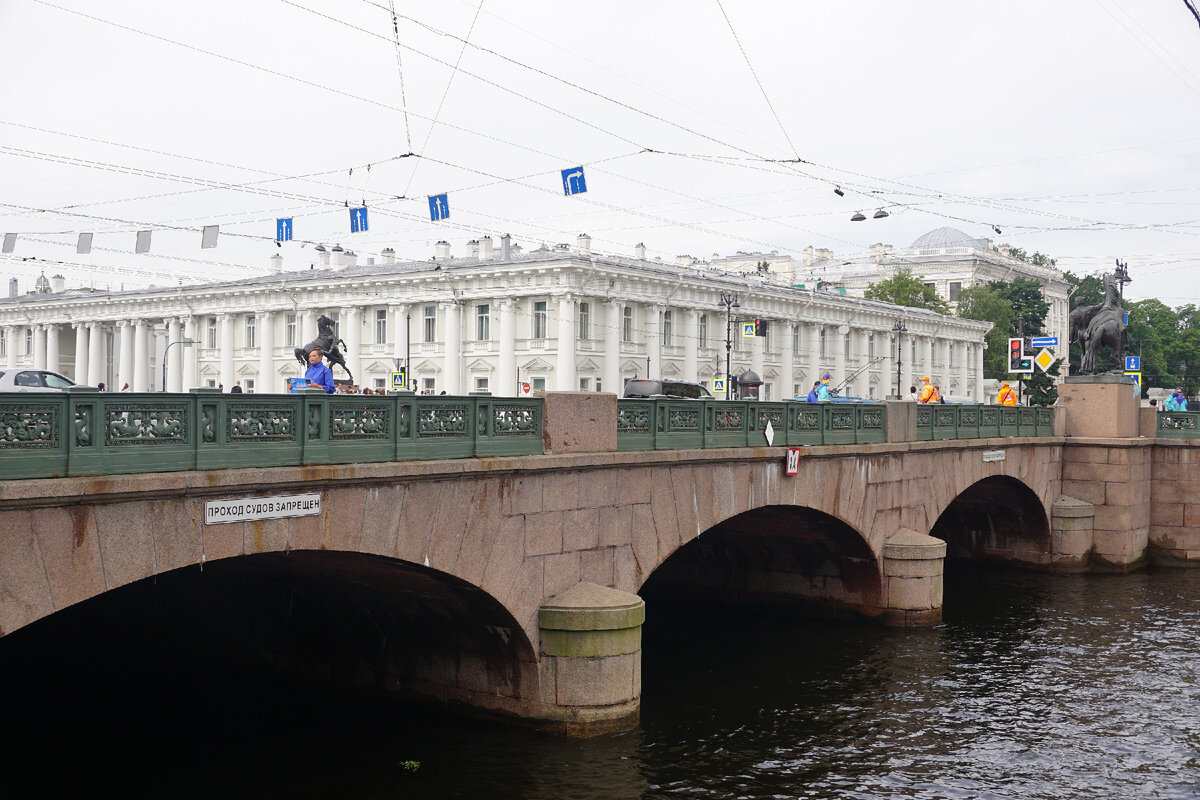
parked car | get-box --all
[622,379,713,400]
[0,369,77,391]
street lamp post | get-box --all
[719,291,740,400]
[892,319,907,399]
[162,338,196,392]
[1181,362,1188,394]
[1115,259,1131,371]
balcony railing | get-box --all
[0,389,543,479]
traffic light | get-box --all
[754,318,768,337]
[1008,337,1033,373]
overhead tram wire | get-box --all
[386,0,414,153]
[400,0,485,198]
[36,0,1117,249]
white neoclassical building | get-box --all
[712,226,1071,372]
[0,234,992,400]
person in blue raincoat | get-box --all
[805,380,820,402]
[304,348,336,394]
[816,372,832,401]
[1165,387,1188,411]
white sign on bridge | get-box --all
[204,493,321,525]
[982,449,1007,463]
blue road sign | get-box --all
[1030,336,1058,347]
[561,167,587,196]
[1125,355,1141,371]
[276,217,293,242]
[1124,311,1129,325]
[429,194,449,221]
[349,207,368,233]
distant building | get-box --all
[0,234,991,399]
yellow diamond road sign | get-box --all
[1035,348,1055,371]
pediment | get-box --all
[521,357,553,371]
[577,358,600,372]
[466,358,494,372]
[661,361,681,376]
[414,359,441,374]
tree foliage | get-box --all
[864,268,950,313]
[956,276,1058,404]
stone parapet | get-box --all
[881,528,946,627]
[884,400,917,443]
[1059,377,1139,438]
[538,392,618,455]
[1149,440,1200,565]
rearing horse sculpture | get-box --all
[294,314,354,384]
[1076,273,1125,373]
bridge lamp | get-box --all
[162,338,197,392]
[892,320,907,399]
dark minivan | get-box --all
[622,379,713,399]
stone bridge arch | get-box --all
[930,475,1053,566]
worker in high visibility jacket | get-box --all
[997,382,1017,406]
[917,376,939,404]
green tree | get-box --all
[864,268,950,313]
[956,277,1058,404]
[957,284,1012,379]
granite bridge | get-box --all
[1,381,1198,736]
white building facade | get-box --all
[0,235,992,400]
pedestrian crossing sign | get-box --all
[391,369,408,390]
[713,378,726,393]
[742,322,756,337]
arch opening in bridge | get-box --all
[930,476,1051,567]
[640,505,884,620]
[0,550,540,732]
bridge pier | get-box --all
[1050,496,1094,572]
[881,529,946,626]
[537,582,645,737]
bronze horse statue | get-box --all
[294,314,354,383]
[1075,273,1125,373]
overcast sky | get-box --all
[1,0,1198,303]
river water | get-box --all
[3,566,1199,799]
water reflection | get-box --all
[1,568,1198,799]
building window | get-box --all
[819,327,827,358]
[868,333,875,359]
[911,339,917,365]
[930,341,936,367]
[329,311,340,340]
[793,383,803,397]
[792,324,799,353]
[698,314,708,349]
[532,377,546,391]
[373,377,386,390]
[662,310,673,346]
[0,329,5,358]
[533,301,547,339]
[245,315,256,349]
[622,306,633,342]
[475,304,490,341]
[423,306,436,343]
[578,302,590,340]
[764,324,772,351]
[207,317,217,349]
[375,309,387,344]
[596,378,602,393]
[285,314,296,347]
[579,377,591,391]
[205,378,217,388]
[949,281,962,303]
[25,328,32,355]
[244,378,255,393]
[474,376,489,393]
[948,343,955,368]
[762,383,772,400]
[422,377,436,394]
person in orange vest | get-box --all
[917,376,939,404]
[997,382,1017,406]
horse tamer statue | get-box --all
[294,314,354,384]
[1072,272,1125,374]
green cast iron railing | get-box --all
[1156,410,1200,439]
[616,399,887,451]
[0,389,543,480]
[915,404,1055,441]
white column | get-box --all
[257,311,274,393]
[132,321,149,392]
[32,325,46,370]
[498,299,516,396]
[442,302,461,394]
[646,304,661,379]
[167,318,183,392]
[750,325,765,383]
[117,322,134,391]
[72,324,87,381]
[4,326,16,370]
[556,294,576,391]
[958,341,969,401]
[87,322,105,387]
[781,322,795,399]
[341,307,361,386]
[45,324,60,373]
[832,324,846,388]
[183,317,198,391]
[683,309,699,383]
[220,314,235,390]
[390,303,409,369]
[604,300,621,395]
[976,343,986,403]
